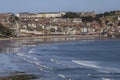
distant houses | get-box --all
[0,11,120,38]
[79,11,96,17]
[16,11,96,19]
[118,16,120,21]
[0,13,13,25]
[16,12,66,19]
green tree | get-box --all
[0,24,13,37]
[81,16,97,22]
[62,12,79,18]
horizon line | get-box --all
[0,10,120,14]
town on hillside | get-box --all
[0,11,120,38]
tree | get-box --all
[62,12,79,18]
[9,14,19,23]
[81,16,96,22]
[0,24,13,37]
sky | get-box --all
[0,0,120,13]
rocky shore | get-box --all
[0,74,37,80]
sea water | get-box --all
[1,39,120,80]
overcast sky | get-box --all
[0,0,120,13]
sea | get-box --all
[0,39,120,80]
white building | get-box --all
[118,16,120,21]
[16,12,66,19]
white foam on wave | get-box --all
[50,58,80,68]
[87,73,91,76]
[58,74,71,80]
[17,53,51,71]
[99,70,110,74]
[17,53,38,61]
[102,78,111,80]
[50,58,60,64]
[58,74,66,79]
[72,60,101,69]
[28,49,36,54]
[23,59,44,71]
[98,65,120,74]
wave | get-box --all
[102,78,111,80]
[16,53,51,71]
[50,58,60,65]
[17,53,38,61]
[58,74,66,79]
[28,48,36,54]
[72,60,120,80]
[72,60,101,69]
[58,74,72,80]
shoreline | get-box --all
[0,35,120,53]
[0,35,119,41]
[0,35,95,52]
[0,35,95,40]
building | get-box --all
[118,16,120,21]
[0,13,14,23]
[80,11,96,17]
[16,12,66,19]
[16,12,37,19]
